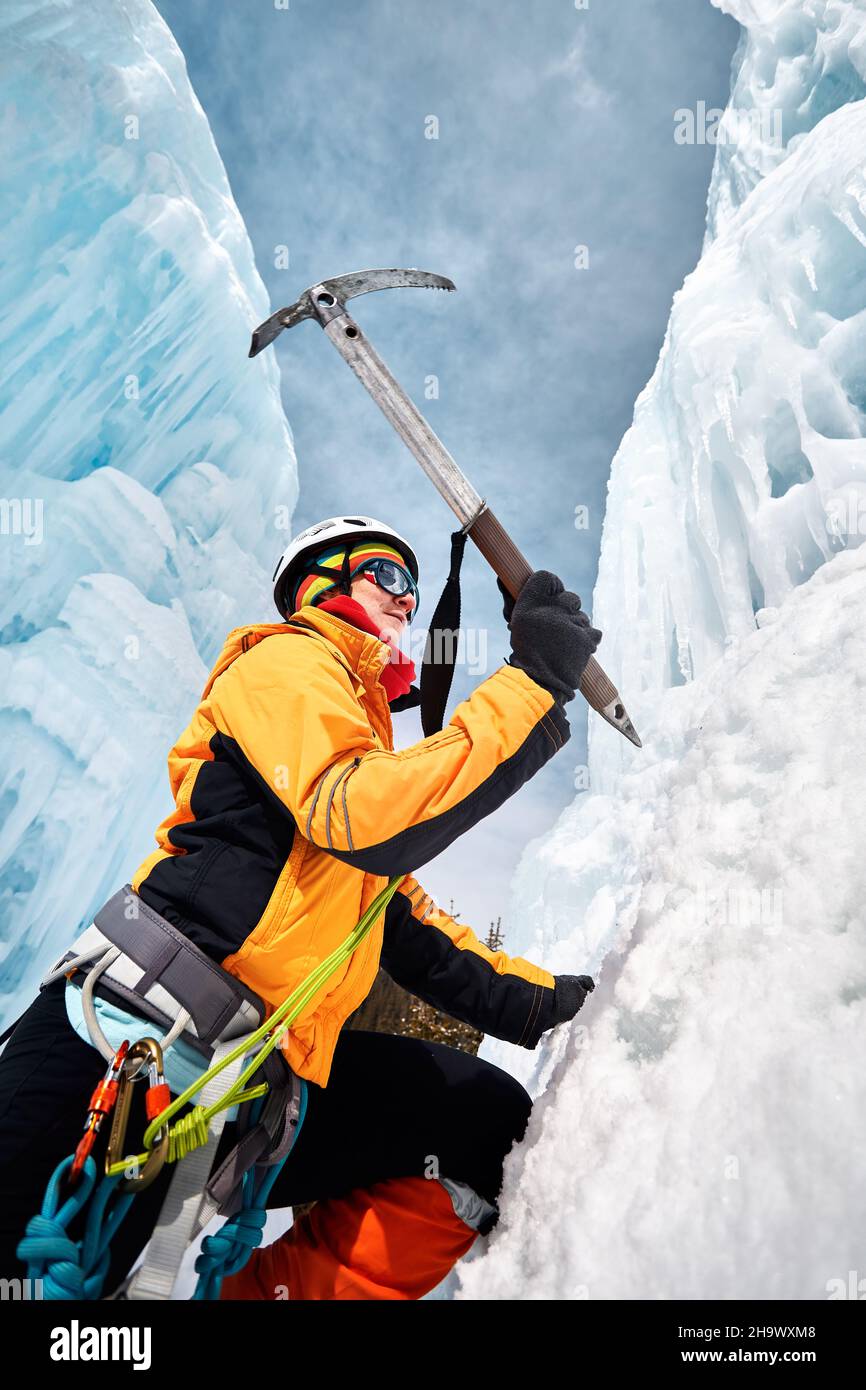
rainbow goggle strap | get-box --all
[293,542,419,620]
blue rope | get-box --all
[18,1082,308,1302]
[193,1080,308,1300]
[16,1155,136,1301]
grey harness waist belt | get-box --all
[43,885,266,1058]
[42,886,306,1299]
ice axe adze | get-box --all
[249,268,641,747]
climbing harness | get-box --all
[19,874,403,1300]
[42,885,267,1064]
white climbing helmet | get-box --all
[272,514,420,620]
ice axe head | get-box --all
[249,267,456,357]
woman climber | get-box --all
[0,514,599,1300]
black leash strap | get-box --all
[420,529,467,736]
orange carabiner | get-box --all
[69,1039,130,1186]
[106,1037,170,1192]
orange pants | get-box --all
[220,1176,478,1301]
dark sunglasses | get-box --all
[349,558,420,620]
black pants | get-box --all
[0,980,531,1290]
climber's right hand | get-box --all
[506,570,602,704]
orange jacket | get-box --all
[132,606,570,1085]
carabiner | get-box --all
[69,1039,130,1187]
[106,1037,171,1192]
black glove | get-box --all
[498,576,516,624]
[523,973,595,1049]
[504,571,602,704]
[550,974,595,1027]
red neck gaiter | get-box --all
[316,595,416,702]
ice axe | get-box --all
[249,268,641,747]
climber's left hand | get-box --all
[549,974,595,1028]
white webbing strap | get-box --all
[124,1037,251,1301]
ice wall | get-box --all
[465,0,866,1299]
[707,0,866,242]
[591,3,866,797]
[0,1,297,1020]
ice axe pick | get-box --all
[249,267,641,747]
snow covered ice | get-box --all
[0,0,297,1021]
[462,544,866,1300]
[464,0,866,1300]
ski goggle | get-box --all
[349,557,420,621]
